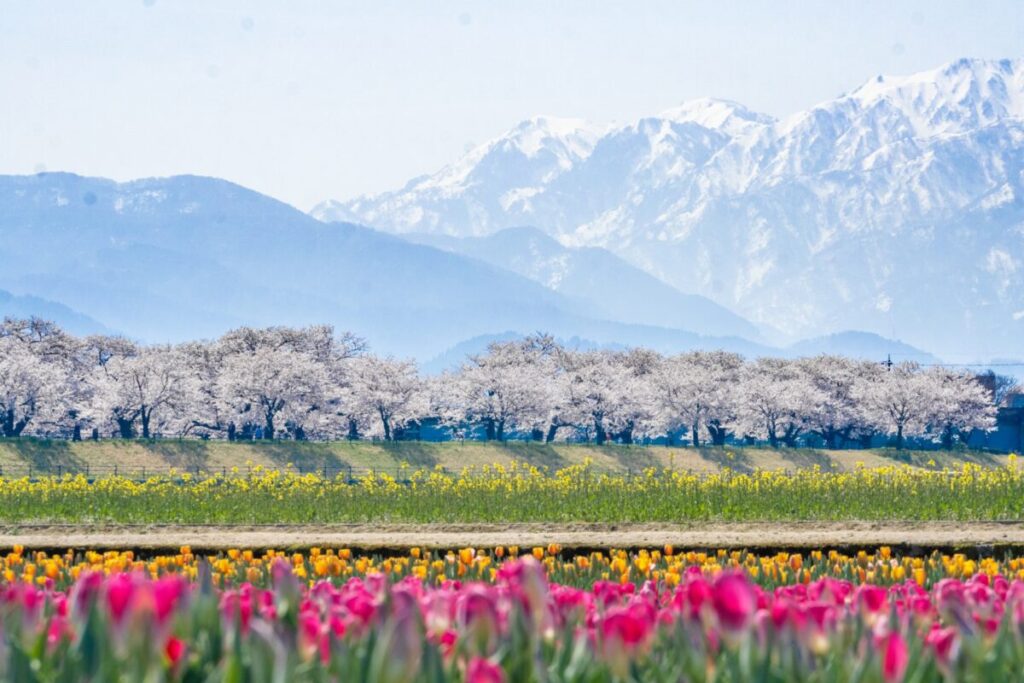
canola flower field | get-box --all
[0,460,1022,524]
[2,545,1024,681]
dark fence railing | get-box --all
[0,463,392,483]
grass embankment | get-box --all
[0,439,1011,478]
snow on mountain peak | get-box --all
[508,115,606,157]
[658,97,775,135]
[839,57,1024,138]
[414,115,604,196]
[312,58,1024,359]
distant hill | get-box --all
[0,172,792,359]
[787,331,938,363]
[405,226,762,340]
[0,289,111,336]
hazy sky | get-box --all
[2,1,1022,210]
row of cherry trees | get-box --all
[0,319,1001,448]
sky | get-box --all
[2,1,1023,210]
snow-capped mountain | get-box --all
[314,58,1024,361]
[314,116,606,237]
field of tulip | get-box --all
[0,460,1023,524]
[3,545,1024,681]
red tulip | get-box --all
[164,636,186,667]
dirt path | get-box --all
[2,522,1024,552]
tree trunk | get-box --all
[594,416,607,445]
[294,426,306,441]
[91,428,100,441]
[11,418,28,437]
[691,420,700,448]
[619,423,634,445]
[347,418,359,441]
[496,419,505,442]
[707,421,728,446]
[1,408,12,437]
[227,423,237,441]
[530,428,544,442]
[379,407,391,441]
[767,428,779,449]
[545,423,559,443]
[140,407,151,439]
[72,424,82,442]
[264,413,275,440]
[895,424,904,451]
[483,418,496,441]
[116,417,135,439]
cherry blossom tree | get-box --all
[654,351,742,447]
[739,357,820,448]
[454,336,556,441]
[217,346,328,440]
[855,362,933,450]
[347,355,425,441]
[925,367,997,447]
[0,336,67,437]
[93,345,192,439]
[561,350,631,445]
[797,355,876,449]
[0,318,80,437]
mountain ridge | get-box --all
[314,57,1024,361]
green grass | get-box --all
[0,438,1011,480]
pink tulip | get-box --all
[600,602,654,676]
[46,616,70,651]
[925,626,959,668]
[497,557,548,621]
[105,574,136,626]
[466,657,506,683]
[152,575,187,625]
[857,585,888,614]
[711,574,756,633]
[439,629,458,658]
[71,570,105,618]
[880,631,908,683]
[457,584,500,652]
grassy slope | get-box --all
[0,439,1010,477]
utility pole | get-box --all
[881,354,893,371]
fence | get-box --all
[0,463,377,484]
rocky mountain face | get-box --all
[314,59,1024,361]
